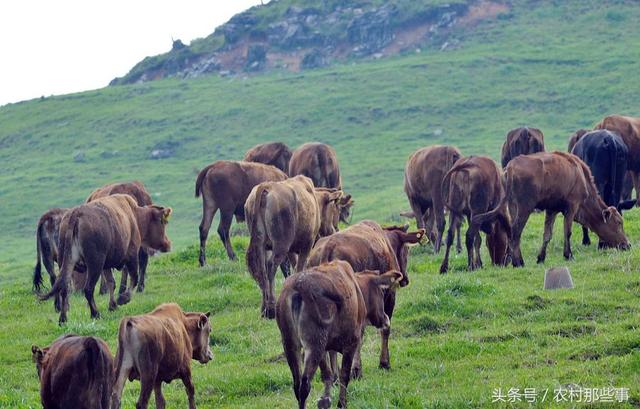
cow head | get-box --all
[31,345,49,379]
[185,312,214,364]
[355,270,403,327]
[595,206,630,250]
[382,227,425,287]
[486,223,509,266]
[315,189,343,237]
[338,194,354,224]
[143,206,172,253]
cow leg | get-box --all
[198,200,217,266]
[300,348,323,409]
[338,344,357,409]
[439,212,458,273]
[351,325,366,379]
[465,222,477,270]
[433,200,446,253]
[264,252,285,319]
[581,226,591,246]
[408,199,425,230]
[42,250,57,287]
[424,207,436,244]
[317,354,333,409]
[282,333,303,403]
[474,232,483,268]
[379,314,392,370]
[154,381,166,409]
[136,371,155,409]
[136,248,149,292]
[103,269,117,311]
[456,222,463,254]
[98,272,108,295]
[84,256,105,319]
[510,209,531,268]
[112,352,133,409]
[280,257,291,278]
[58,281,70,325]
[117,257,139,306]
[181,371,197,409]
[218,210,236,261]
[295,246,312,274]
[632,171,640,206]
[563,207,577,260]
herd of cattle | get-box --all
[28,114,640,408]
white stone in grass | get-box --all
[544,267,574,290]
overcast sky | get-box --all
[0,1,264,106]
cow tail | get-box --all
[114,318,130,385]
[246,185,269,284]
[39,211,78,302]
[606,136,618,206]
[83,337,110,393]
[194,165,213,198]
[33,222,45,293]
[293,280,342,326]
[441,167,455,209]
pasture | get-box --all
[2,0,640,407]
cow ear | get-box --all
[32,346,43,362]
[339,194,353,206]
[205,311,211,318]
[327,190,342,204]
[602,208,612,223]
[198,313,209,329]
[161,208,173,224]
[402,229,426,245]
[373,270,403,290]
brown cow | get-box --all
[39,194,172,324]
[404,145,461,252]
[500,127,545,168]
[32,334,113,409]
[289,142,354,223]
[567,129,589,152]
[243,141,292,173]
[473,152,629,267]
[440,156,510,273]
[245,175,342,318]
[195,160,287,264]
[315,187,354,224]
[307,220,424,374]
[595,114,640,205]
[33,208,68,293]
[276,260,402,409]
[111,303,213,409]
[84,181,154,294]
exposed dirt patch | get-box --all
[458,0,510,27]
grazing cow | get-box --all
[473,152,629,267]
[500,127,545,168]
[404,145,461,252]
[571,130,630,245]
[567,129,590,152]
[276,260,402,409]
[111,303,213,409]
[314,187,354,224]
[243,141,292,173]
[307,220,424,374]
[439,156,510,273]
[32,334,113,409]
[33,208,68,293]
[594,114,640,205]
[195,160,287,264]
[83,181,154,293]
[39,194,172,324]
[245,175,343,319]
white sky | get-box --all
[0,1,264,106]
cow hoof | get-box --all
[261,308,276,320]
[108,302,117,312]
[439,265,448,274]
[351,366,363,379]
[136,284,144,293]
[117,293,131,305]
[318,397,332,409]
[564,253,574,261]
[536,255,545,264]
[379,361,390,370]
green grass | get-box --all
[2,0,640,407]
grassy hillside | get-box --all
[2,0,640,407]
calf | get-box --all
[85,181,154,293]
[32,208,68,293]
[500,126,545,168]
[276,261,401,409]
[40,194,172,324]
[244,141,292,173]
[307,220,424,374]
[404,145,461,252]
[440,156,510,273]
[195,160,287,264]
[245,175,342,318]
[111,303,213,409]
[32,334,113,409]
[473,152,629,267]
[571,130,630,245]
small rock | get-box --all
[149,149,173,160]
[73,151,86,162]
[544,267,574,290]
[433,128,443,136]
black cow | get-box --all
[571,130,631,246]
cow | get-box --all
[111,303,213,409]
[500,127,545,168]
[32,208,68,293]
[314,187,354,224]
[84,181,154,294]
[594,114,640,205]
[571,130,631,245]
[195,160,287,265]
[276,260,402,409]
[473,152,629,267]
[289,142,354,223]
[307,220,424,375]
[32,334,113,409]
[567,129,590,152]
[245,175,343,319]
[243,141,292,173]
[439,156,510,273]
[404,145,461,253]
[39,194,172,324]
